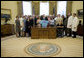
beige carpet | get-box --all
[1,35,83,57]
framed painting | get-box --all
[1,8,11,19]
[77,9,83,19]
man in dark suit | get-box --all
[28,16,34,36]
[29,16,34,27]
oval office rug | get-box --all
[25,42,61,57]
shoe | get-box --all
[17,36,20,38]
[67,36,71,37]
[58,36,63,38]
[72,36,76,38]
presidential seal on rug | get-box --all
[25,42,61,57]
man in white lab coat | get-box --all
[67,14,73,37]
[72,13,79,38]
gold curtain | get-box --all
[17,1,23,15]
[49,1,57,16]
[17,1,73,16]
[32,1,39,15]
[66,1,72,15]
[16,1,68,16]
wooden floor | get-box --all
[1,35,83,57]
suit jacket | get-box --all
[29,19,33,27]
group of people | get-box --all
[15,13,79,38]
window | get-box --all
[22,1,32,15]
[57,1,67,17]
[40,2,49,16]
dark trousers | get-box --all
[28,28,31,36]
[28,29,31,36]
[72,31,76,38]
[50,25,54,27]
[64,27,67,36]
[16,32,21,37]
[19,32,21,36]
[65,28,67,36]
[57,28,64,37]
[67,28,72,36]
[26,28,31,37]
